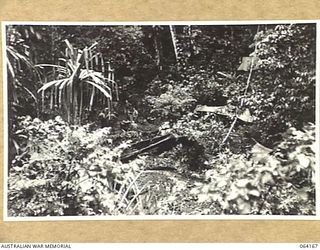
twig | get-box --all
[221,116,238,145]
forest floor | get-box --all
[136,169,219,215]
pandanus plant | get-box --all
[37,39,118,124]
[6,27,42,163]
[6,42,40,107]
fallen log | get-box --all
[121,134,172,162]
[120,134,197,163]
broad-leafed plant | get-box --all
[37,40,117,124]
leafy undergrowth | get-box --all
[192,124,316,215]
[9,116,146,216]
[8,116,315,216]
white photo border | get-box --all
[2,20,319,221]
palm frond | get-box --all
[59,79,70,90]
[85,80,112,99]
[23,86,37,102]
[7,46,34,70]
[38,78,69,93]
[6,57,15,79]
[37,39,115,124]
[35,64,67,71]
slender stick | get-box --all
[50,88,54,109]
[79,81,83,123]
[169,25,179,62]
[89,86,95,111]
[220,25,260,147]
[221,116,238,145]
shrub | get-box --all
[191,123,315,215]
[8,116,149,216]
[247,24,316,145]
[145,83,197,122]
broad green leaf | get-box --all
[296,154,310,168]
[197,193,210,203]
[237,199,251,214]
[237,179,250,188]
[227,190,239,201]
[261,172,274,185]
[297,189,309,201]
[248,189,260,197]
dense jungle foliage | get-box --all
[6,23,316,216]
